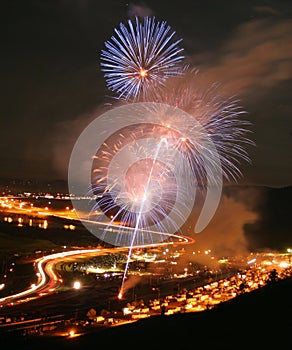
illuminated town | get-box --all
[0,191,291,340]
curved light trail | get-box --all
[0,224,194,306]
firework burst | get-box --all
[100,16,185,101]
[68,102,223,246]
[138,69,255,182]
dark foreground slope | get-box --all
[8,276,292,350]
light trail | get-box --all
[0,226,193,306]
[0,248,101,305]
[119,138,165,299]
[23,209,192,246]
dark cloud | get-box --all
[244,186,292,251]
[127,2,154,18]
[254,6,282,16]
[195,19,292,96]
[186,17,292,188]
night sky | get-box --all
[1,0,292,188]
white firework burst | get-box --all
[100,16,185,101]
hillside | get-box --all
[9,276,292,350]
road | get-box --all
[0,195,194,307]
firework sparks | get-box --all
[100,16,185,101]
[69,102,224,240]
[139,69,255,182]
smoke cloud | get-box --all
[195,18,292,97]
[177,186,260,270]
[51,103,114,180]
[121,274,142,296]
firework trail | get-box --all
[118,138,165,298]
[100,16,185,101]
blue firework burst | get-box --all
[144,70,255,182]
[100,16,185,100]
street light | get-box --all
[152,287,160,299]
[73,281,81,290]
